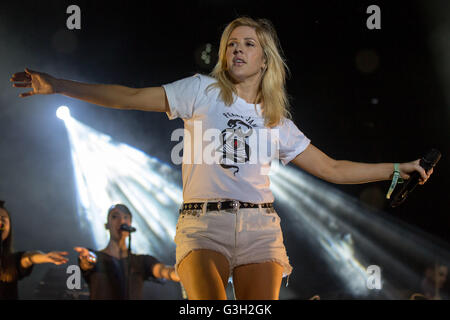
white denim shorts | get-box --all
[174,200,293,278]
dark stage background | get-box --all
[0,0,449,300]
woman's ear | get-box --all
[261,58,268,72]
[261,64,267,74]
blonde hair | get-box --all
[209,17,292,128]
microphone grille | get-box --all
[421,149,441,169]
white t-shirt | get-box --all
[162,74,311,203]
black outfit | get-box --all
[0,252,34,300]
[80,250,159,300]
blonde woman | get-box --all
[10,17,433,300]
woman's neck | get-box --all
[102,239,128,258]
[234,74,262,104]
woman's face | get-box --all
[106,209,132,240]
[0,208,11,241]
[225,26,266,83]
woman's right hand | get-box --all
[10,68,57,97]
[74,247,97,264]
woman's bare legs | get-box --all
[177,249,230,300]
[232,262,284,300]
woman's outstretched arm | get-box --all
[291,144,433,185]
[10,68,169,112]
[152,263,180,282]
[20,251,69,268]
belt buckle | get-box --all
[231,200,240,212]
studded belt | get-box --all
[179,200,273,214]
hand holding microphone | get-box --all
[389,148,441,207]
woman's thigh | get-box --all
[232,262,283,300]
[177,249,230,300]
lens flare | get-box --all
[56,106,71,120]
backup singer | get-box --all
[75,204,179,300]
[0,201,68,299]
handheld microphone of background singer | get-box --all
[119,224,136,233]
[390,148,441,208]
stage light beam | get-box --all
[270,163,450,298]
[57,113,181,261]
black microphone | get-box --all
[119,224,136,233]
[390,148,441,208]
[0,221,4,231]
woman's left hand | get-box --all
[399,160,434,185]
[32,251,69,265]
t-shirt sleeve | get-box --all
[277,118,311,166]
[162,74,202,120]
[143,255,160,280]
[15,252,34,280]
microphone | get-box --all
[119,224,136,233]
[390,148,441,208]
[0,221,4,231]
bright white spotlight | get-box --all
[61,117,181,258]
[56,106,71,120]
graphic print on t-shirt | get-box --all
[217,113,256,176]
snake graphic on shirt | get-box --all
[217,118,254,176]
